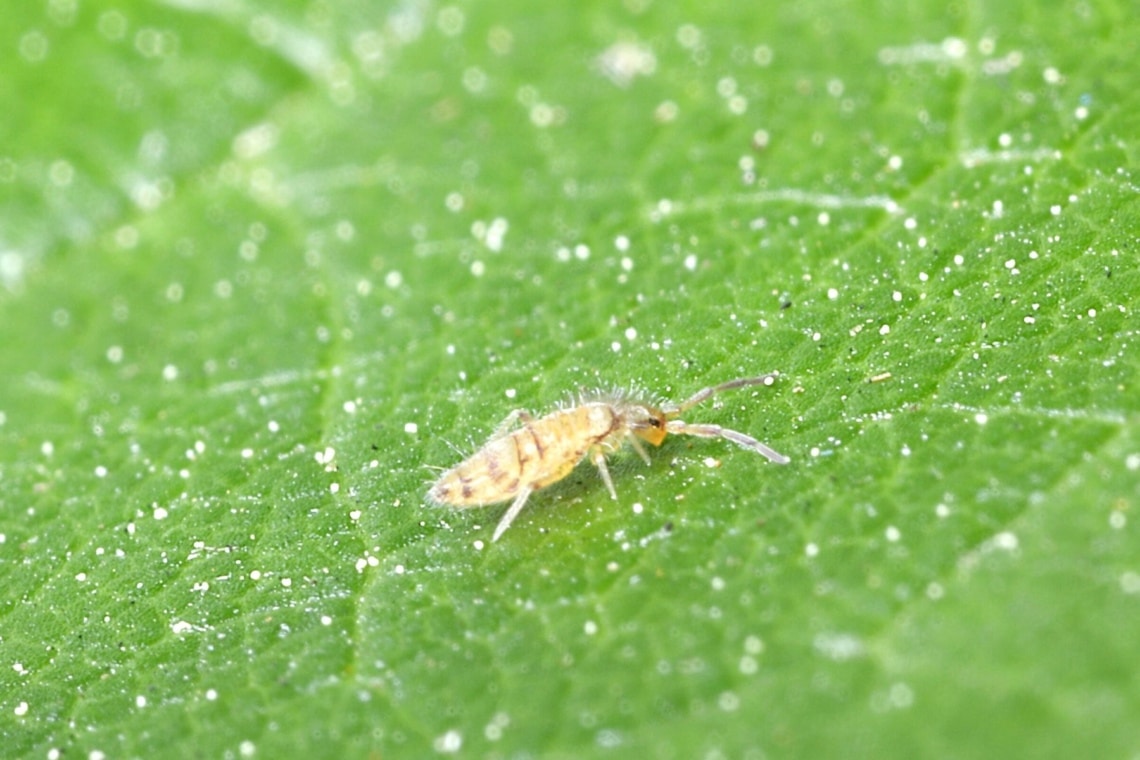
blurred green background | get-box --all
[2,0,1138,757]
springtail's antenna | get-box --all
[665,373,780,414]
[664,373,789,464]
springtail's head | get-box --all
[626,403,670,446]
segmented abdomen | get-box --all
[429,403,619,507]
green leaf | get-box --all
[2,0,1137,758]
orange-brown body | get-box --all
[427,375,789,541]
